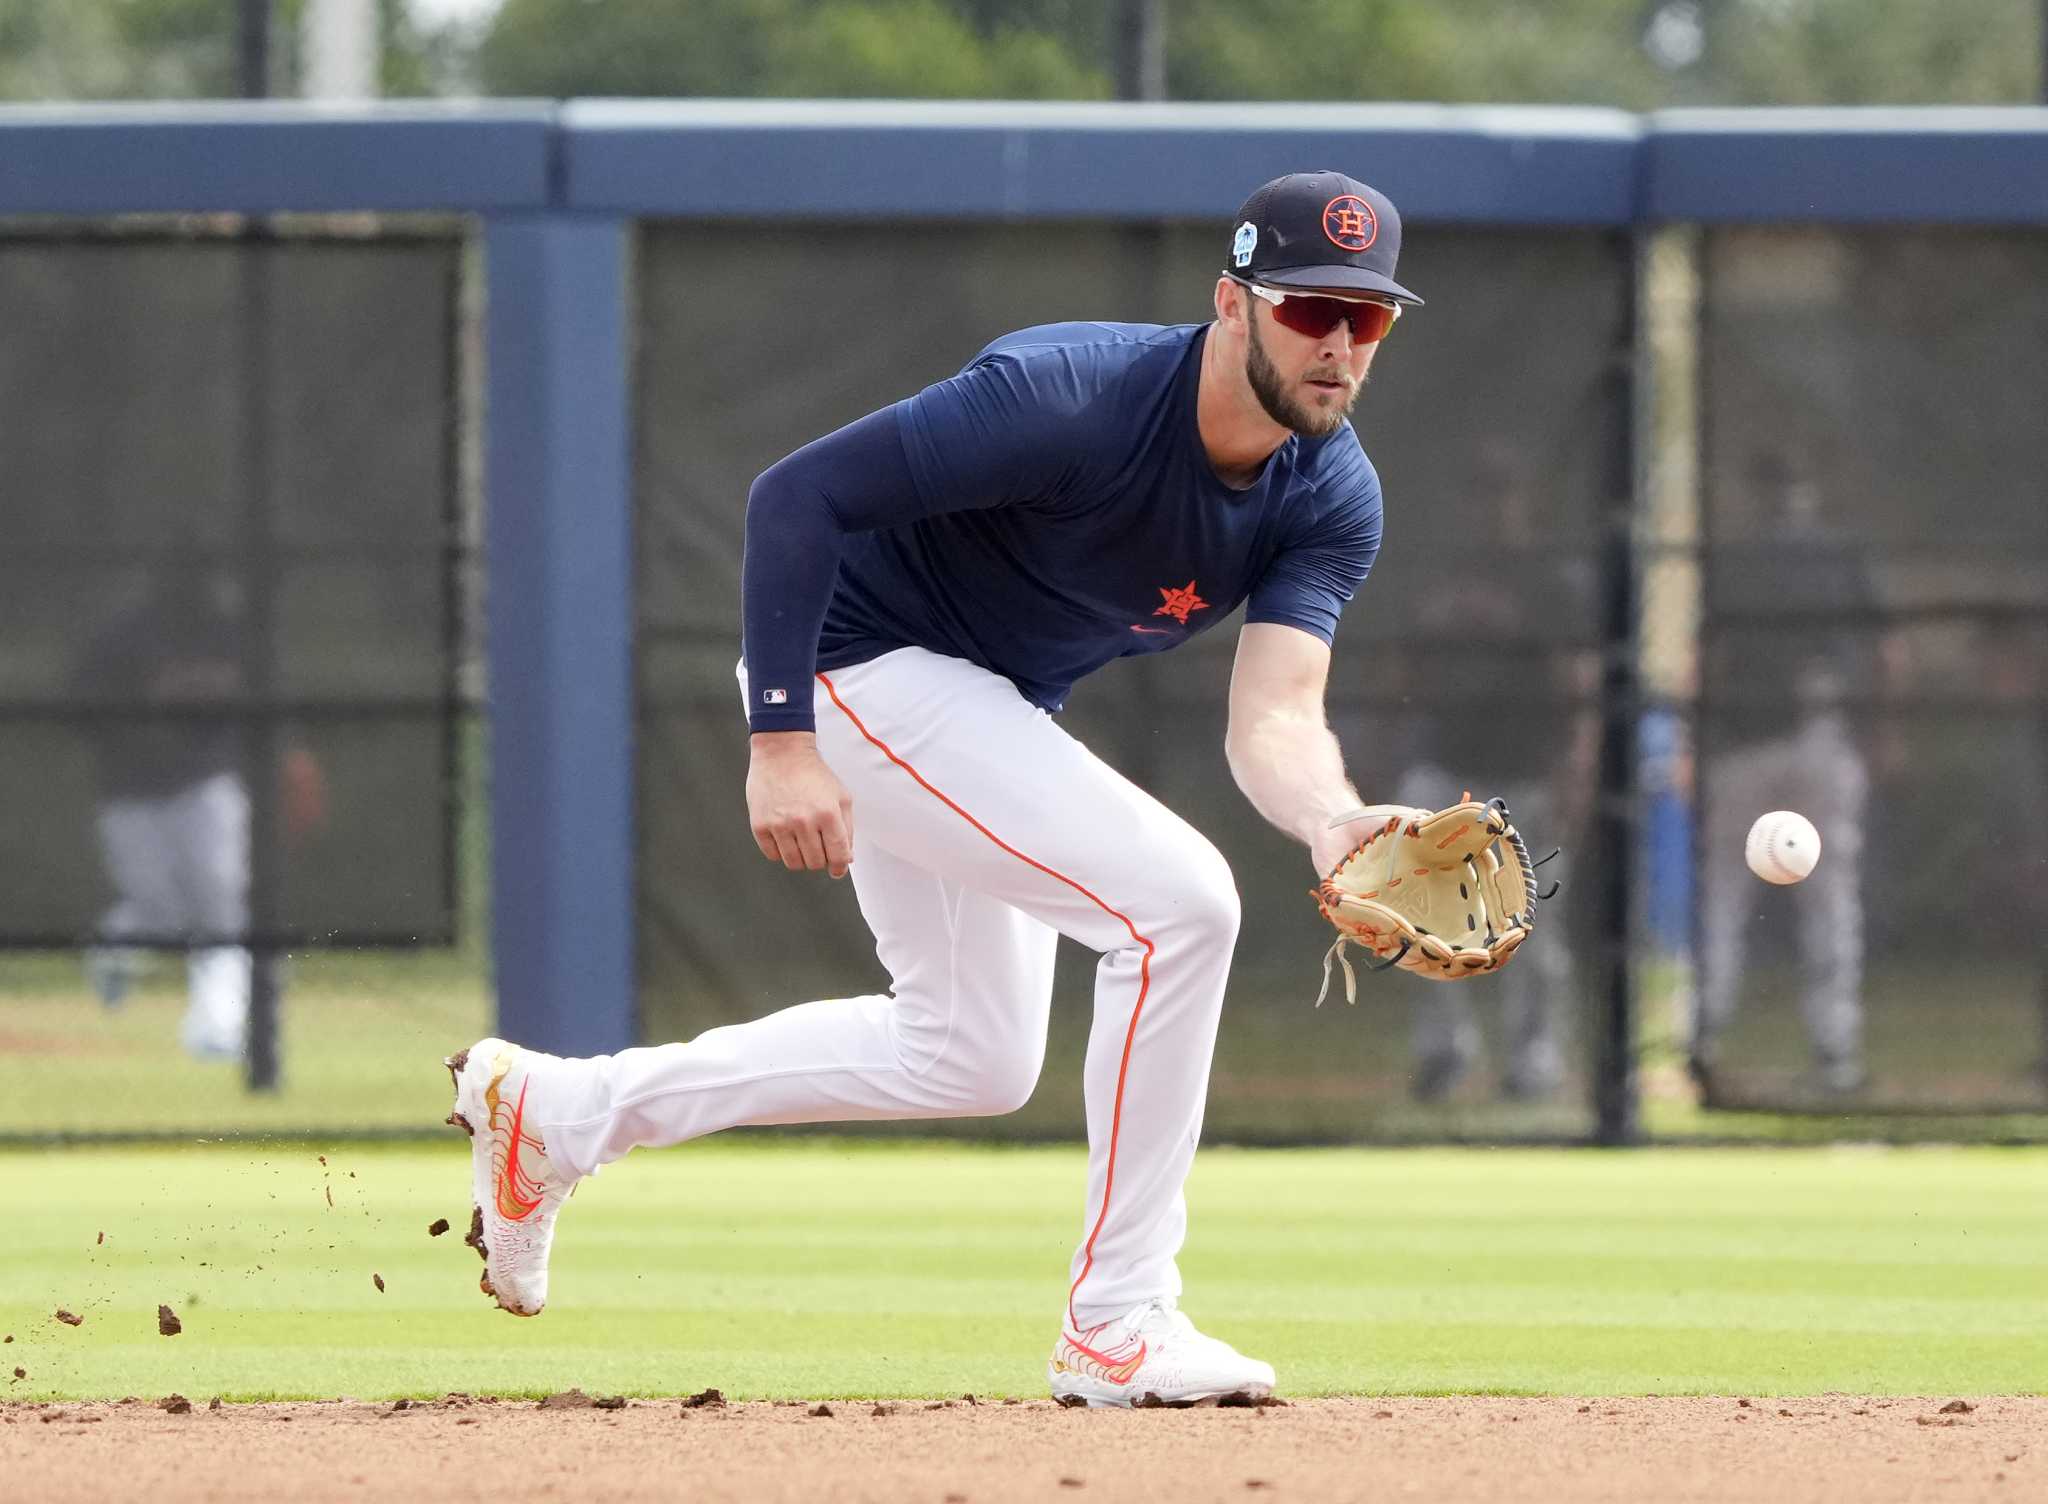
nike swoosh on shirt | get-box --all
[1129,625,1171,636]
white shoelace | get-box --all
[1121,1298,1197,1348]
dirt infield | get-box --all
[4,1394,2040,1503]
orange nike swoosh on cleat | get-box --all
[1065,1333,1147,1385]
[494,1077,545,1222]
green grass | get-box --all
[9,946,2048,1143]
[7,1142,2047,1402]
[0,950,488,1135]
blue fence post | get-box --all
[483,215,636,1057]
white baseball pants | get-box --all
[89,771,253,1054]
[535,647,1241,1327]
[1695,712,1867,1070]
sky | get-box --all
[407,0,504,27]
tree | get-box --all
[1,0,2037,105]
[471,0,1105,100]
[0,0,447,101]
[1164,0,2038,108]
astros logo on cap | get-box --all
[1322,194,1378,252]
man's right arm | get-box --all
[741,405,923,737]
[741,404,921,878]
[741,355,1076,876]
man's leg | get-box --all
[795,657,1239,1328]
[1693,742,1779,1086]
[87,798,178,1007]
[1794,724,1867,1089]
[180,773,253,1061]
[805,655,1261,1404]
[536,836,1060,1173]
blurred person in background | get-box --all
[78,564,325,1060]
[1690,450,1894,1099]
[1387,443,1598,1101]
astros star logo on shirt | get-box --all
[1153,580,1210,625]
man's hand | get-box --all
[279,744,329,845]
[746,731,854,878]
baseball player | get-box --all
[1691,452,1888,1099]
[79,566,325,1060]
[449,171,1422,1406]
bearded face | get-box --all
[1242,296,1369,439]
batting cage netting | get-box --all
[633,222,1630,1142]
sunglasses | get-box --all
[1234,276,1402,344]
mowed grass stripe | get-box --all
[7,1143,2046,1400]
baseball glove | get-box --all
[1311,796,1555,1002]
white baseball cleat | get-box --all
[1048,1298,1276,1408]
[444,1037,576,1317]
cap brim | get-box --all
[1255,264,1424,306]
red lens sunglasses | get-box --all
[1234,276,1401,344]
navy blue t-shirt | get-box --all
[742,321,1382,732]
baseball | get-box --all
[1746,810,1821,884]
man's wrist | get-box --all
[750,730,819,758]
[1308,791,1363,837]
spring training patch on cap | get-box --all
[1232,220,1258,269]
[1322,195,1378,252]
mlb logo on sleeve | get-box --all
[762,687,789,705]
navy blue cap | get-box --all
[1226,170,1422,306]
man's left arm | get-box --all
[1226,623,1404,876]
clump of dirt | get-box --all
[428,1219,450,1238]
[158,1395,191,1415]
[11,1368,24,1381]
[680,1388,726,1410]
[809,1404,834,1418]
[157,1305,182,1337]
[373,1274,385,1293]
[53,1310,83,1327]
[538,1390,598,1410]
[1940,1400,1974,1415]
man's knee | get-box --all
[1152,842,1241,946]
[954,1048,1043,1116]
[886,988,1046,1116]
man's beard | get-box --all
[1245,312,1360,438]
